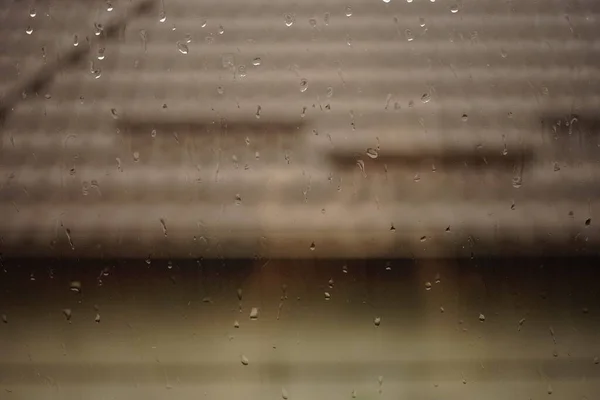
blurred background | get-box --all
[0,0,599,398]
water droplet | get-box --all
[450,4,459,13]
[159,10,166,22]
[326,86,334,98]
[405,29,414,42]
[70,281,82,293]
[440,306,445,313]
[407,0,413,2]
[351,389,357,398]
[63,308,72,322]
[255,105,262,119]
[374,316,381,326]
[151,129,157,137]
[421,93,431,103]
[25,26,33,35]
[323,12,330,25]
[177,41,189,54]
[419,18,426,27]
[547,384,553,395]
[500,48,508,58]
[461,113,468,122]
[324,292,331,300]
[95,313,101,323]
[234,320,240,328]
[284,13,295,27]
[94,22,103,36]
[238,65,247,78]
[594,356,599,364]
[106,0,113,11]
[252,57,261,66]
[235,193,242,205]
[299,78,308,92]
[249,307,259,320]
[97,47,105,60]
[216,86,225,95]
[310,241,316,251]
[345,6,352,17]
[73,34,79,46]
[366,148,379,159]
[132,151,140,162]
[479,313,486,322]
[342,265,348,273]
[309,18,317,28]
[585,218,591,226]
[434,273,441,284]
[383,0,391,3]
[281,388,289,399]
[1,314,7,323]
[29,7,36,17]
[512,176,522,189]
[160,218,168,237]
[425,281,432,290]
[241,355,249,365]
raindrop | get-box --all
[374,317,381,326]
[151,129,157,137]
[238,65,247,78]
[419,17,426,27]
[366,148,379,159]
[328,278,334,288]
[351,389,357,398]
[390,223,396,232]
[479,313,486,322]
[249,307,259,320]
[420,235,427,242]
[450,4,459,13]
[309,18,317,28]
[310,241,316,251]
[63,308,72,322]
[421,93,431,103]
[345,6,352,17]
[500,48,508,58]
[1,314,7,323]
[237,288,243,300]
[65,228,75,250]
[326,86,334,98]
[234,320,240,328]
[282,388,289,399]
[235,193,242,205]
[383,0,391,3]
[159,10,167,22]
[160,218,168,237]
[110,108,119,119]
[97,47,105,60]
[407,0,413,2]
[252,57,261,66]
[255,105,261,119]
[177,41,189,54]
[73,34,79,46]
[26,26,33,35]
[323,12,330,25]
[29,7,36,17]
[299,78,308,92]
[553,162,561,172]
[94,22,103,36]
[512,176,522,189]
[405,29,414,42]
[434,273,441,284]
[70,281,82,293]
[241,355,249,366]
[95,313,101,323]
[184,33,192,43]
[461,113,468,122]
[324,292,331,300]
[440,306,445,313]
[594,356,599,364]
[217,86,224,95]
[284,13,295,27]
[425,281,432,290]
[547,384,553,395]
[133,151,140,162]
[585,218,591,226]
[106,1,113,11]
